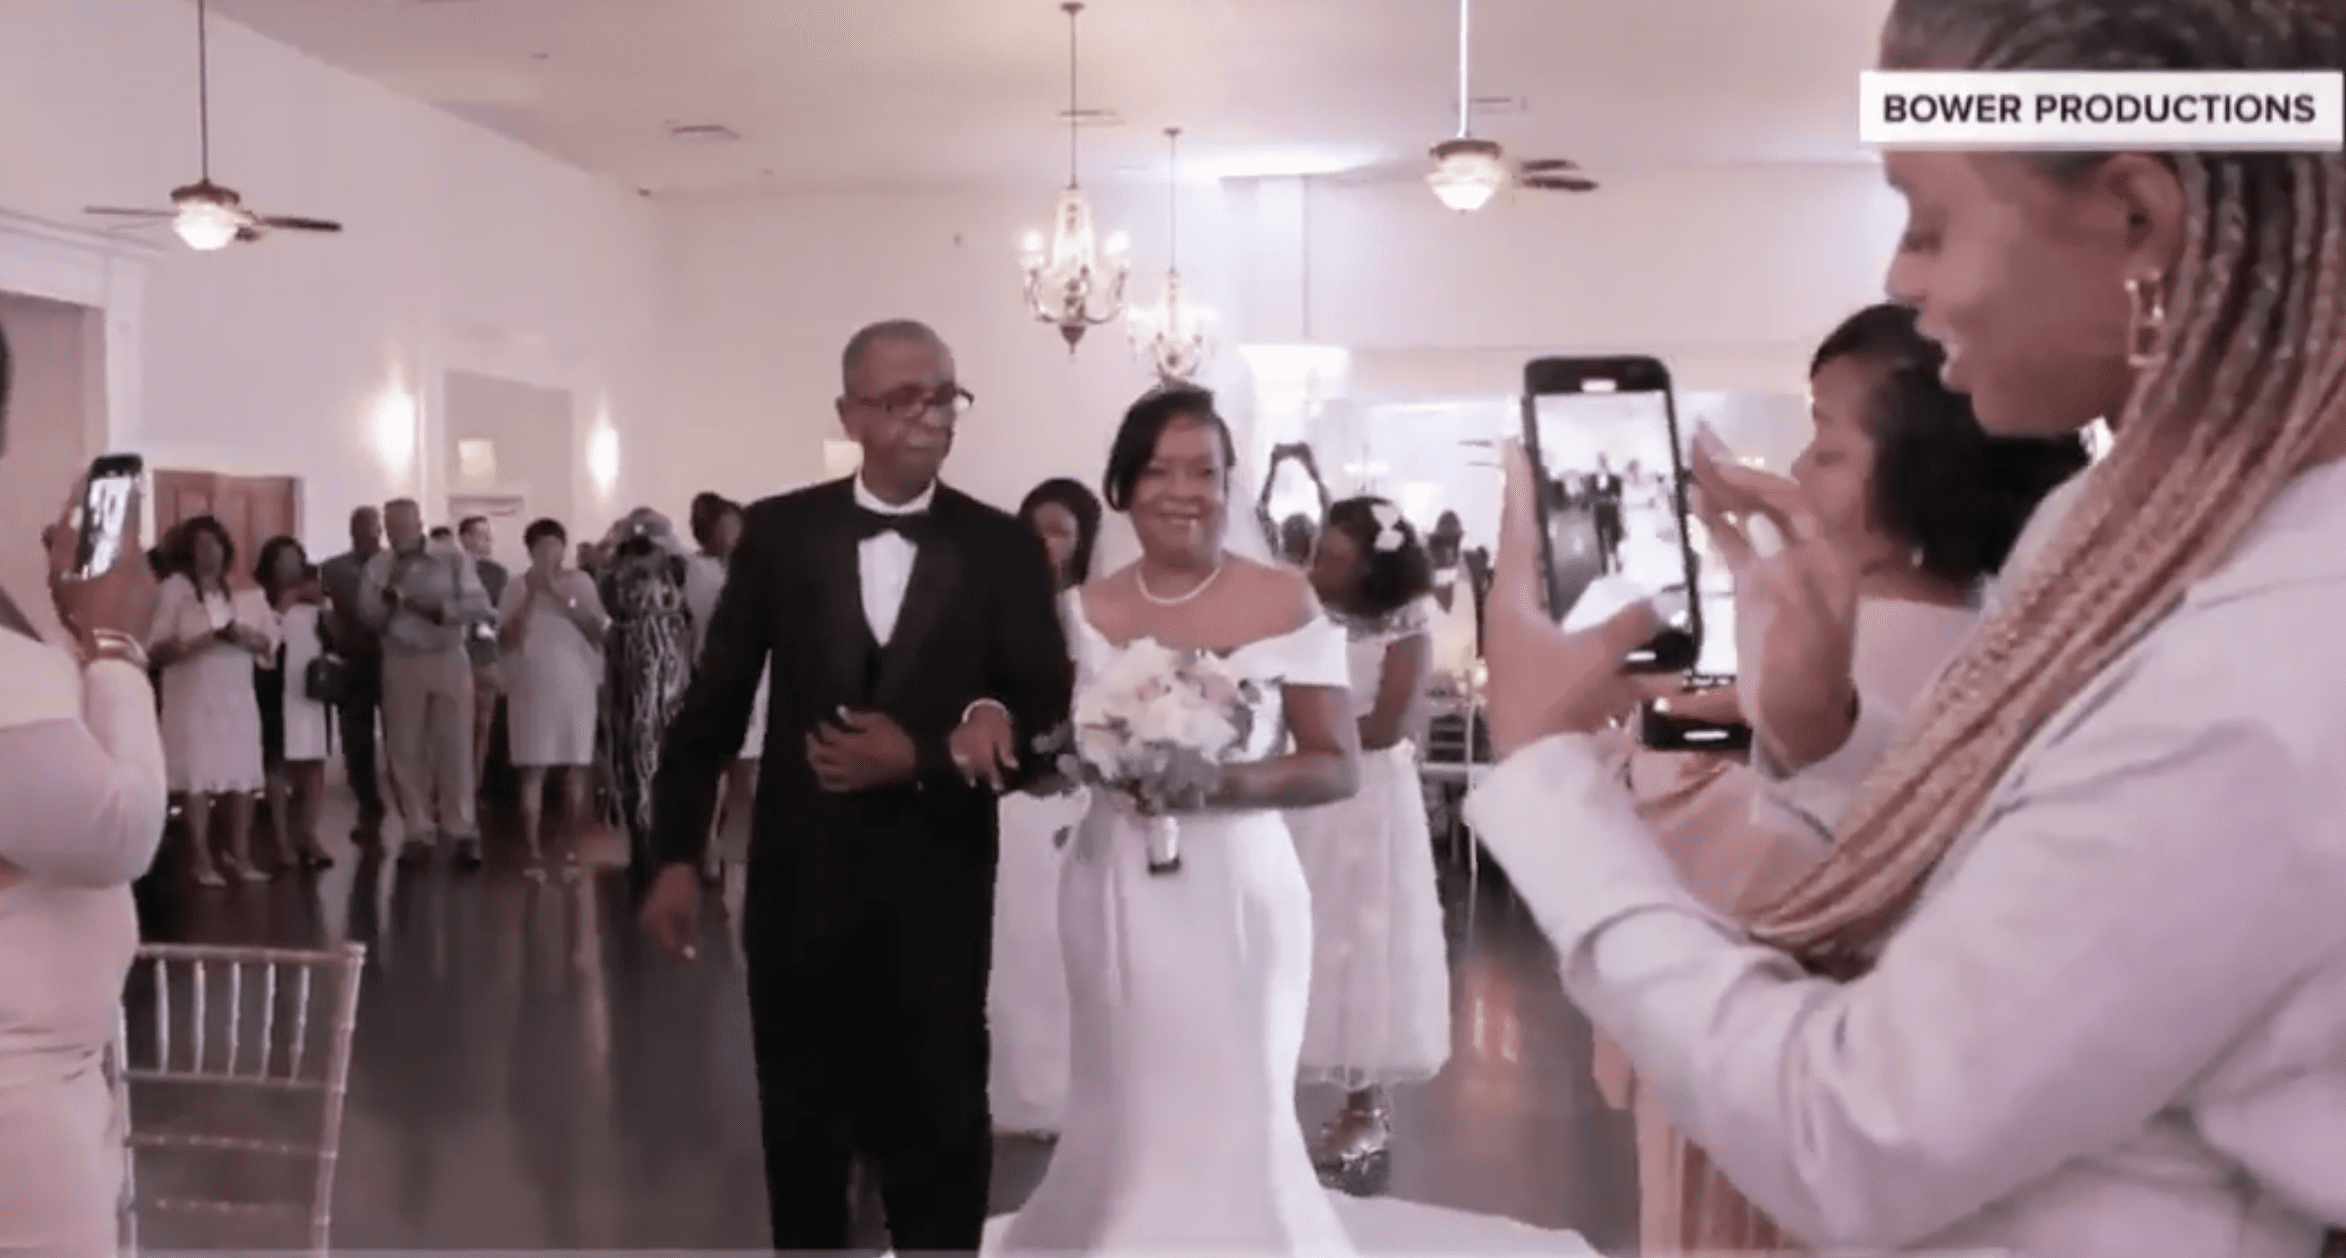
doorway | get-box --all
[442,370,574,571]
[0,292,105,641]
[153,471,301,584]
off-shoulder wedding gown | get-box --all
[986,601,1590,1257]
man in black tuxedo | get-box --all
[641,319,1072,1254]
[1590,454,1626,574]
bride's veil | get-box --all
[1219,444,1278,565]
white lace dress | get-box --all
[988,600,1589,1257]
[1284,600,1452,1090]
[151,575,274,795]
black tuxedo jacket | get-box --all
[649,479,1072,908]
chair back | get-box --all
[115,941,366,1255]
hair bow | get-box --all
[1370,502,1406,553]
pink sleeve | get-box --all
[0,660,168,888]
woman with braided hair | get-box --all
[1464,1,2346,1255]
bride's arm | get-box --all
[1209,681,1360,810]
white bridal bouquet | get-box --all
[1057,639,1262,875]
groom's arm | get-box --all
[652,507,777,868]
[951,523,1072,794]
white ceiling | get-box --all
[206,0,1892,196]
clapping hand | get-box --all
[1482,439,1665,759]
[1686,428,1860,771]
[807,709,917,792]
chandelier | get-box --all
[1427,0,1508,212]
[1128,127,1216,382]
[1020,1,1129,350]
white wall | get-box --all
[651,162,1908,520]
[0,0,663,563]
[1,0,1910,562]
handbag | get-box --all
[303,610,350,705]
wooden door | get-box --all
[153,471,301,587]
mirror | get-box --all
[1256,442,1330,565]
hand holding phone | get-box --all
[1519,355,1704,674]
[48,456,160,653]
[1480,439,1669,758]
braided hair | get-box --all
[1750,0,2346,974]
[1674,7,2346,1249]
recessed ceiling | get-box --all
[206,0,1892,196]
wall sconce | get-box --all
[586,421,620,497]
[370,388,418,484]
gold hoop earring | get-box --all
[2125,275,2167,368]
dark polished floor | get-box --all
[128,771,1636,1252]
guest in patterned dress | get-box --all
[149,516,278,886]
[254,536,333,871]
[501,518,609,881]
[1287,496,1449,1186]
[598,508,694,884]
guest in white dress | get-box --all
[500,518,609,881]
[253,536,334,872]
[1289,497,1451,1186]
[1586,303,2088,1255]
[1464,4,2346,1253]
[149,516,278,886]
[0,325,169,1258]
[683,494,766,904]
[987,477,1102,1138]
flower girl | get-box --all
[1286,498,1452,1186]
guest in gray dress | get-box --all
[499,518,609,880]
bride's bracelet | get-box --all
[83,628,150,672]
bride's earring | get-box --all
[2125,274,2168,368]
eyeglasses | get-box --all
[855,385,975,422]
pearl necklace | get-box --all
[1135,561,1224,607]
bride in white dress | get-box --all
[990,388,1593,1258]
[995,388,1362,1256]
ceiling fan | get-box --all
[1420,0,1597,210]
[1328,151,1598,197]
[85,0,343,250]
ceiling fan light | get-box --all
[173,202,241,250]
[1427,138,1507,213]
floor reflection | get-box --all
[134,777,1634,1251]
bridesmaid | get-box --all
[1288,497,1450,1186]
[683,493,767,911]
[988,476,1099,1139]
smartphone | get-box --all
[1638,699,1753,754]
[71,453,148,580]
[1520,356,1703,674]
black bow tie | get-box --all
[851,506,931,541]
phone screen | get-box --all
[73,456,146,580]
[1521,358,1723,674]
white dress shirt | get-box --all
[1466,455,2346,1258]
[855,474,933,646]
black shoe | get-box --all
[453,838,485,870]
